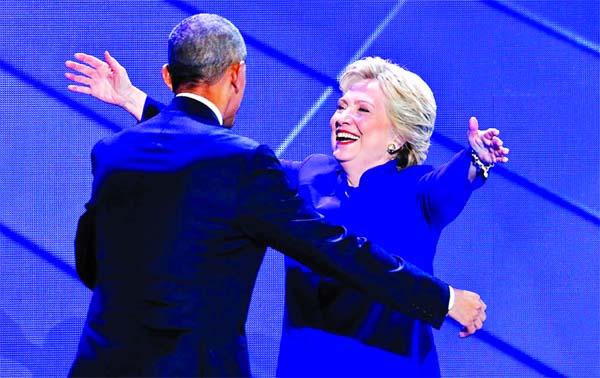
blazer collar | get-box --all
[170,96,223,127]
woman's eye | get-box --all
[336,104,345,110]
[359,108,370,113]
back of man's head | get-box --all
[167,14,247,92]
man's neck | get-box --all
[176,92,223,125]
[175,78,234,127]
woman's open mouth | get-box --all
[336,130,359,145]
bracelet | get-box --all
[471,150,494,179]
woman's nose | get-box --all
[338,108,353,124]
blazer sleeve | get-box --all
[418,148,484,226]
[236,145,450,328]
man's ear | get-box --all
[230,62,245,94]
[161,64,173,92]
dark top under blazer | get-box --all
[69,96,451,377]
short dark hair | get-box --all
[167,14,247,92]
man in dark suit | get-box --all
[69,13,486,377]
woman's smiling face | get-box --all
[330,79,396,170]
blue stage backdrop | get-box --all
[0,1,598,377]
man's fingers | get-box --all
[459,325,474,338]
[65,72,91,86]
[67,84,91,95]
[66,60,97,78]
[459,309,486,338]
[459,316,484,338]
[474,318,483,330]
[74,52,104,68]
[104,51,121,71]
[452,289,487,338]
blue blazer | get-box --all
[71,96,451,377]
[277,151,481,377]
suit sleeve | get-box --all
[75,205,97,290]
[141,96,167,122]
[236,145,450,328]
[74,145,103,290]
[284,260,419,353]
[279,159,302,190]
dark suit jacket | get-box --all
[71,96,450,377]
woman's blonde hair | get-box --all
[339,57,436,169]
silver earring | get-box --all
[386,143,398,154]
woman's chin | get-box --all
[333,150,354,163]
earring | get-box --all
[386,143,398,154]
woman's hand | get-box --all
[467,116,509,164]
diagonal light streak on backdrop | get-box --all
[165,0,339,88]
[0,59,123,133]
[274,0,407,157]
[433,133,600,226]
[482,0,600,57]
[0,223,79,281]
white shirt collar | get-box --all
[176,93,223,125]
